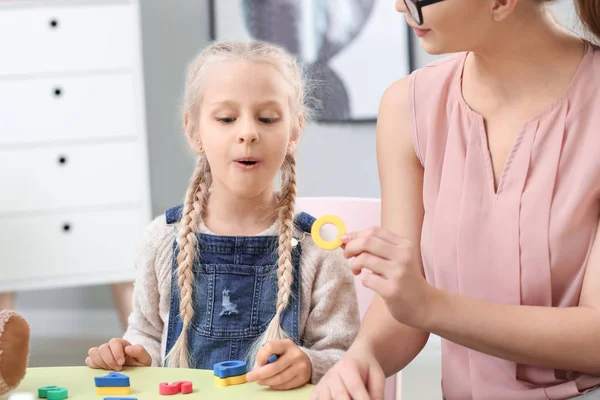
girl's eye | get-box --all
[217,117,236,124]
[259,117,278,124]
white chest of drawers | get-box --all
[0,0,151,291]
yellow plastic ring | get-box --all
[311,215,346,250]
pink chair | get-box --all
[296,197,401,400]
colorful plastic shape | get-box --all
[311,215,346,250]
[267,354,279,364]
[95,372,130,387]
[38,386,68,400]
[158,381,192,395]
[213,360,247,379]
[95,387,131,396]
[38,386,58,398]
[213,374,247,387]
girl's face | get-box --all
[396,0,499,55]
[187,60,299,200]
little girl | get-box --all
[84,41,360,390]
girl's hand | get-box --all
[246,339,312,390]
[85,338,152,371]
[342,227,440,329]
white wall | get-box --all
[14,0,383,314]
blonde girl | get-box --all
[85,41,360,390]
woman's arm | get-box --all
[349,76,430,377]
[313,75,432,400]
[345,157,600,378]
[422,224,600,375]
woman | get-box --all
[313,0,600,399]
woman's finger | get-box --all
[341,227,403,246]
[343,233,398,260]
[350,253,393,276]
[365,361,386,400]
[362,272,393,299]
[327,372,353,400]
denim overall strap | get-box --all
[163,205,315,369]
[166,205,315,230]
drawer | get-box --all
[0,73,137,145]
[0,141,147,213]
[0,207,145,282]
[0,3,136,75]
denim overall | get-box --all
[163,205,316,369]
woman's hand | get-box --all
[311,350,385,400]
[342,227,440,329]
[246,339,312,390]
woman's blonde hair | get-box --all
[165,41,311,369]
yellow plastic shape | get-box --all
[95,386,131,395]
[311,215,346,250]
[214,374,247,387]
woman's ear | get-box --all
[184,111,204,154]
[492,0,519,21]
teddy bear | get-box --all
[0,310,30,396]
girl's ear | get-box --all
[184,111,204,154]
[296,114,305,137]
[287,141,298,154]
[288,114,304,154]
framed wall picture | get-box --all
[210,0,413,122]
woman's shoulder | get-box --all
[379,53,465,128]
[409,52,466,101]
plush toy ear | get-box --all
[0,311,30,395]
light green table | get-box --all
[1,367,313,399]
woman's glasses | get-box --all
[404,0,445,26]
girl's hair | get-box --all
[574,0,600,43]
[165,41,311,368]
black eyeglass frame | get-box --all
[404,0,445,26]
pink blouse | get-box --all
[409,43,600,399]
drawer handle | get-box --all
[49,19,59,29]
[62,223,71,233]
[58,155,67,165]
[53,87,62,97]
